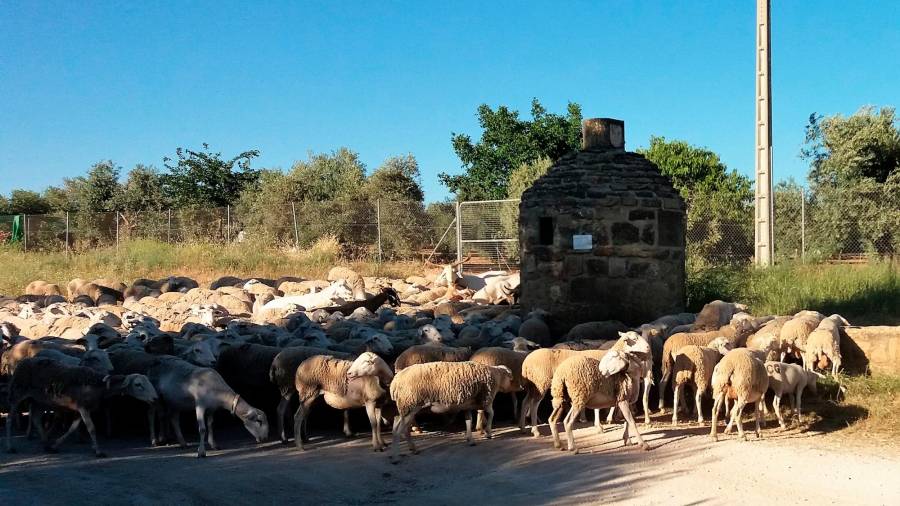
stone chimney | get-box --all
[582,118,625,151]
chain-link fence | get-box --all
[3,189,897,266]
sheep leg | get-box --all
[276,395,292,444]
[731,399,747,440]
[195,406,207,458]
[773,394,786,429]
[577,408,587,423]
[563,404,580,452]
[365,402,383,451]
[49,416,82,453]
[754,400,764,439]
[694,386,705,424]
[31,407,49,445]
[596,409,606,434]
[605,406,614,425]
[657,370,670,412]
[618,400,649,451]
[710,393,723,441]
[672,383,682,425]
[169,412,187,448]
[343,411,355,438]
[206,411,217,450]
[548,403,565,449]
[148,405,159,446]
[5,398,20,453]
[529,392,542,438]
[464,411,475,446]
[517,390,532,432]
[293,404,307,450]
[78,407,105,458]
[642,375,652,425]
[678,386,689,413]
[483,404,495,440]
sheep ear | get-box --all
[618,331,626,338]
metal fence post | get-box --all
[167,209,172,243]
[376,199,382,263]
[23,214,27,252]
[455,201,462,274]
[800,189,806,262]
[226,205,231,243]
[291,202,300,250]
[65,211,70,258]
[115,212,120,251]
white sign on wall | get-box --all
[572,234,592,251]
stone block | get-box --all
[628,209,655,221]
[609,257,627,277]
[564,256,583,276]
[641,224,655,245]
[586,258,609,276]
[611,222,639,245]
[658,210,684,247]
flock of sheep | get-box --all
[0,263,851,463]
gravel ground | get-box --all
[1,413,898,505]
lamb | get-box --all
[147,356,269,457]
[293,352,393,451]
[389,361,513,462]
[671,337,733,425]
[327,266,367,301]
[25,280,63,297]
[394,343,472,371]
[5,357,158,457]
[548,332,652,453]
[263,280,354,311]
[709,348,770,441]
[657,317,757,412]
[764,361,821,429]
[471,273,519,305]
[518,347,610,436]
[691,300,749,331]
[804,314,849,374]
[269,346,352,443]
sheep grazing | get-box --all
[657,317,757,412]
[691,300,749,332]
[710,349,770,441]
[548,333,652,453]
[269,346,352,443]
[321,287,401,315]
[671,337,733,425]
[389,361,513,463]
[147,357,268,457]
[293,352,393,451]
[778,311,825,361]
[518,347,610,437]
[764,361,821,429]
[5,357,157,457]
[393,343,472,371]
[804,314,849,375]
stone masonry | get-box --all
[519,118,686,335]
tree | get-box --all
[439,99,582,200]
[8,190,51,214]
[289,148,366,202]
[43,182,80,212]
[365,154,424,202]
[507,157,552,199]
[803,106,900,188]
[75,161,122,212]
[120,165,167,211]
[163,144,260,207]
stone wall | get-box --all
[519,148,686,335]
[841,326,900,374]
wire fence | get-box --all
[2,188,898,267]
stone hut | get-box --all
[519,118,686,334]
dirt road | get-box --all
[1,419,897,505]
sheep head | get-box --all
[233,398,269,442]
[617,331,651,357]
[364,333,394,355]
[182,340,217,366]
[491,365,515,391]
[708,336,734,356]
[829,314,850,326]
[598,350,629,377]
[504,336,539,352]
[111,374,159,404]
[382,287,401,307]
[347,351,394,384]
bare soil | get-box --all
[1,414,898,505]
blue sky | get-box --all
[2,1,898,202]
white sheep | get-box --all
[671,336,733,425]
[764,361,821,429]
[389,361,513,463]
[710,348,769,441]
[804,314,849,374]
[263,280,354,311]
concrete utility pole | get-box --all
[755,0,774,266]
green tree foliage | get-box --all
[42,184,79,212]
[439,99,582,200]
[803,106,900,187]
[365,154,424,202]
[638,136,754,265]
[7,190,51,214]
[507,157,552,199]
[75,160,122,212]
[163,144,260,207]
[120,165,167,211]
[290,148,367,201]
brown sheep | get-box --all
[25,280,63,297]
[710,349,769,441]
[671,337,733,425]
